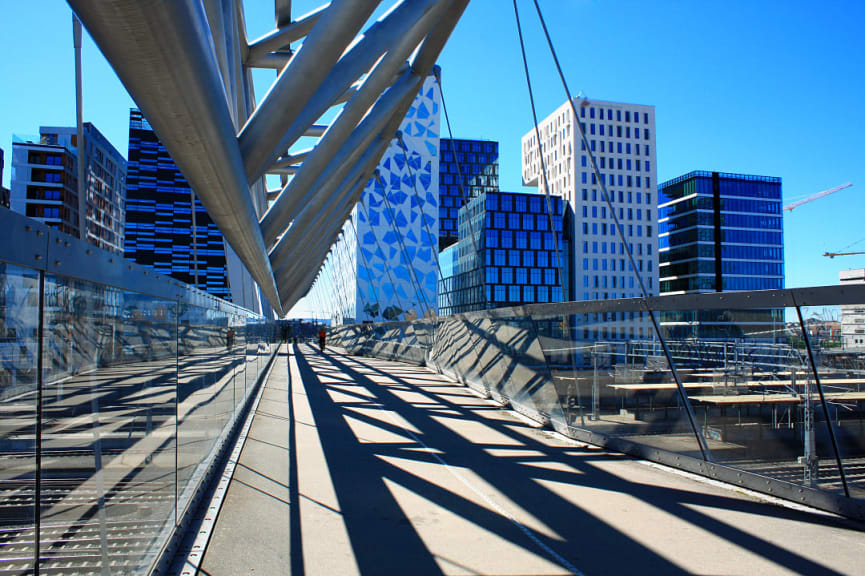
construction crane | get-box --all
[824,251,865,259]
[783,182,853,212]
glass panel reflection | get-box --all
[0,264,40,575]
[40,275,177,573]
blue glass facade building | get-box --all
[659,170,784,338]
[439,138,498,250]
[439,190,568,315]
[124,109,231,300]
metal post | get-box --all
[795,305,850,496]
[73,16,87,242]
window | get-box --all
[516,268,528,284]
[531,268,542,284]
[545,269,556,285]
[495,285,506,301]
[509,285,520,301]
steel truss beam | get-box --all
[69,0,468,315]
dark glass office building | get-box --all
[124,109,231,300]
[439,138,499,250]
[658,170,784,338]
[439,190,568,315]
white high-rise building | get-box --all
[840,269,865,349]
[522,97,657,340]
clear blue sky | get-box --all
[1,0,864,290]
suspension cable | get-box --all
[512,0,581,425]
[375,170,434,318]
[433,73,485,307]
[524,0,711,460]
[396,132,455,313]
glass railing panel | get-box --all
[40,275,178,574]
[0,263,40,575]
[488,314,562,422]
[655,306,843,489]
[245,319,258,400]
[176,305,235,517]
[799,305,865,500]
[231,314,246,411]
[534,309,704,458]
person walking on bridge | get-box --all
[318,328,326,353]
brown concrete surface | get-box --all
[200,345,865,575]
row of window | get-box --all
[582,258,652,273]
[581,171,651,190]
[583,274,646,290]
[660,175,781,202]
[583,156,650,172]
[662,244,783,263]
[485,229,562,250]
[581,221,652,238]
[490,284,563,304]
[488,211,563,232]
[660,212,782,234]
[661,227,783,247]
[486,266,558,286]
[660,259,783,278]
[441,139,497,154]
[27,151,67,167]
[583,240,652,257]
[660,196,782,217]
[581,189,652,205]
[583,205,651,222]
[581,140,650,156]
[581,106,649,125]
[582,122,650,141]
[660,276,783,293]
[491,249,561,268]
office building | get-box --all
[10,124,127,252]
[124,109,231,300]
[658,170,784,339]
[521,97,657,342]
[521,98,657,300]
[326,77,441,324]
[439,138,499,250]
[840,269,865,349]
[439,190,567,315]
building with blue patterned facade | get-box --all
[438,190,569,315]
[658,170,785,339]
[324,77,441,324]
[124,109,231,300]
[439,138,498,250]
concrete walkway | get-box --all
[200,344,865,575]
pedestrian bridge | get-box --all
[1,205,865,573]
[196,345,863,575]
